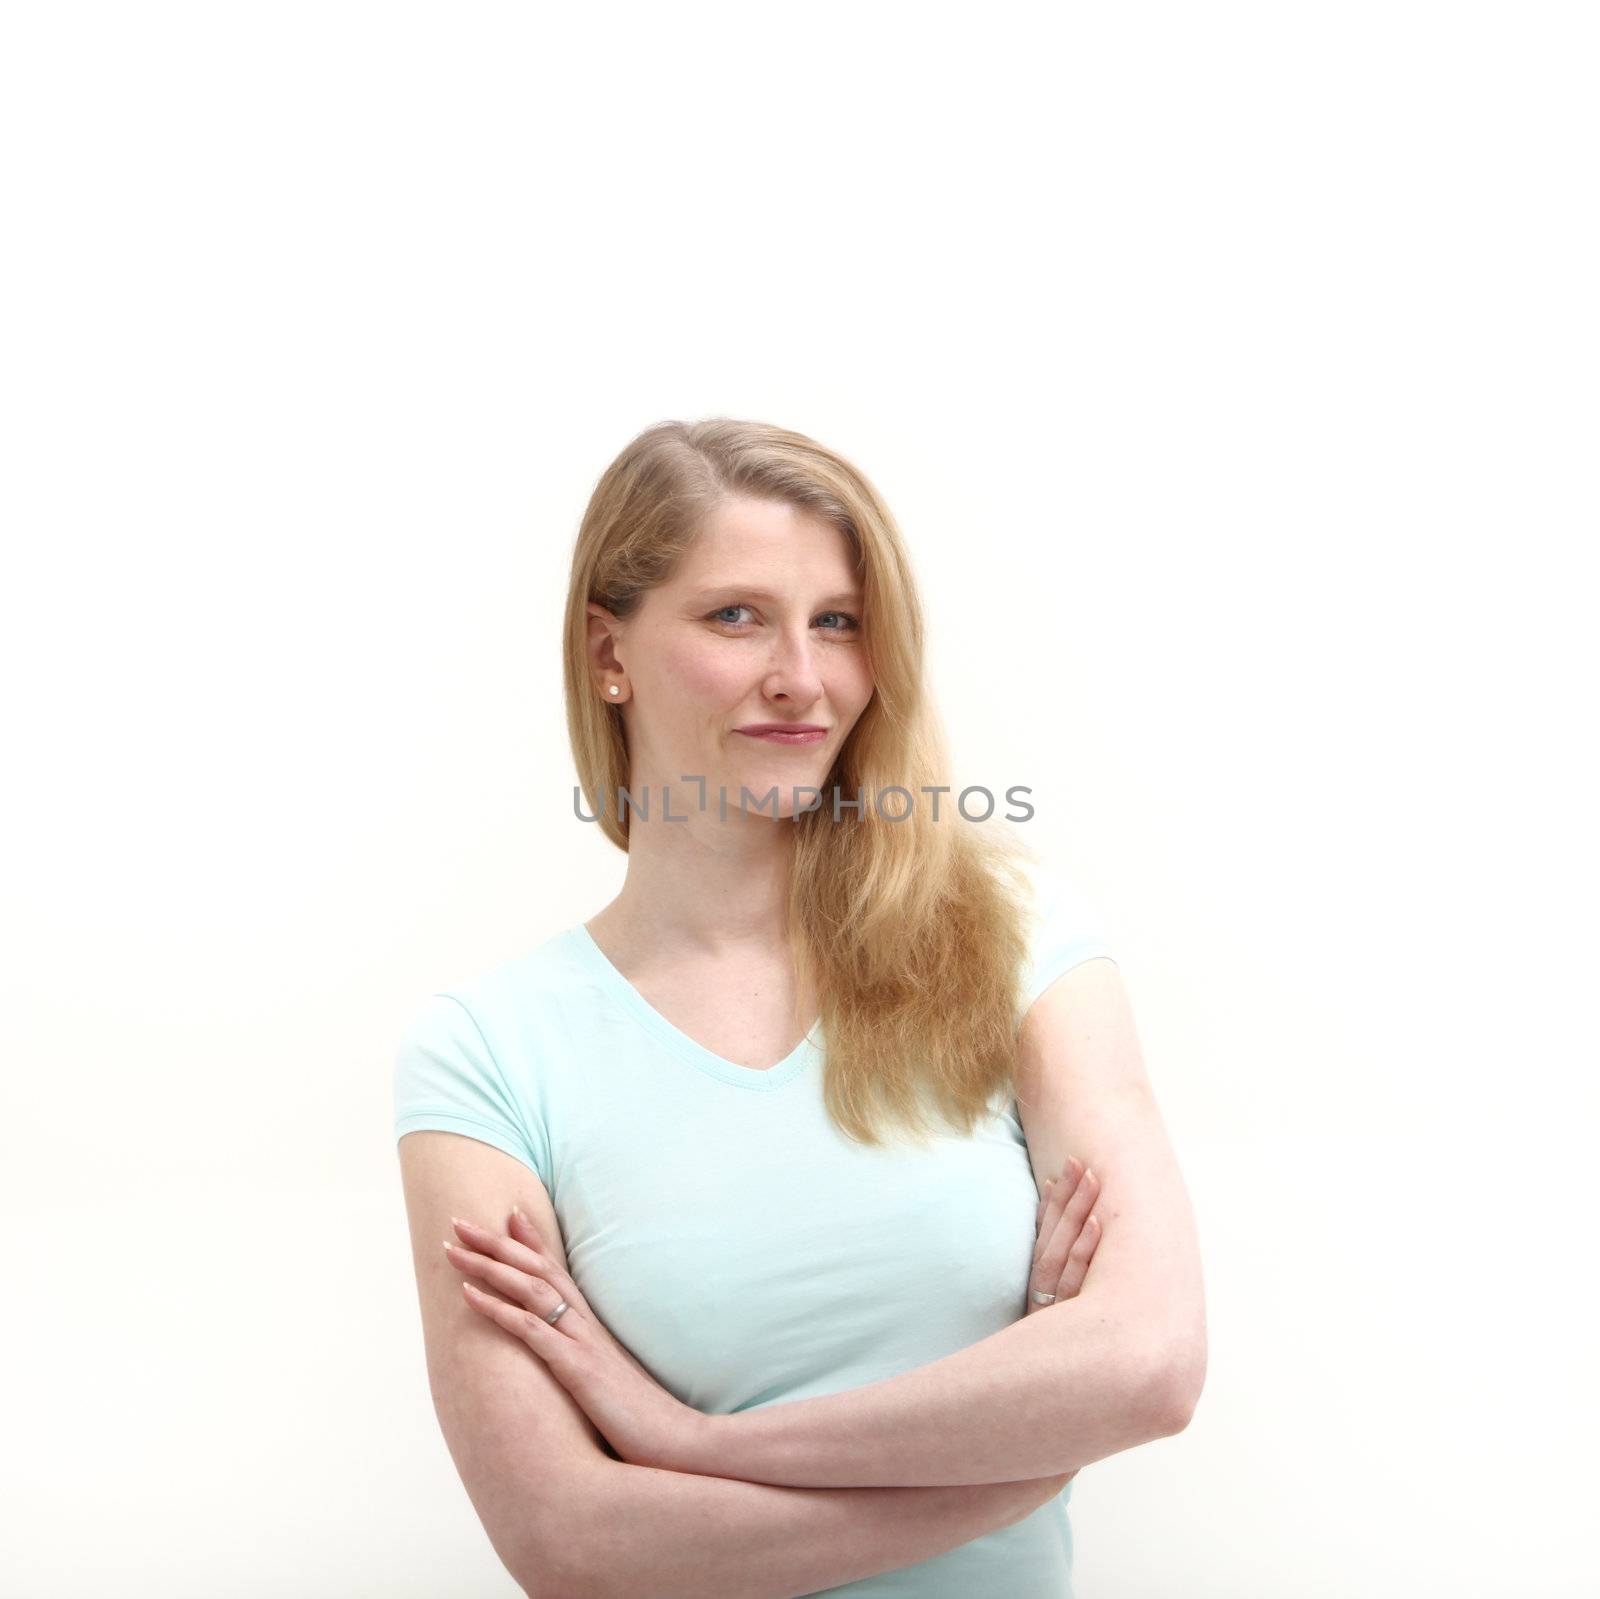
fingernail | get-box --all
[512,1205,526,1225]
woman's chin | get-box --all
[718,759,830,818]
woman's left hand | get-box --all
[444,1211,706,1474]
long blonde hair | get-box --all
[562,418,1046,1148]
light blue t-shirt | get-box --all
[394,866,1115,1598]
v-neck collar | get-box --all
[564,924,821,1091]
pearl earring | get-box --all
[608,685,619,696]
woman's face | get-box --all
[591,496,876,821]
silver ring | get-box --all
[1030,1290,1057,1305]
[546,1297,569,1325]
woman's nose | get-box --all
[762,629,825,697]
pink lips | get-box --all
[734,727,828,745]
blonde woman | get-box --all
[394,418,1206,1597]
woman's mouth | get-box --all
[733,728,828,745]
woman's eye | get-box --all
[709,605,860,634]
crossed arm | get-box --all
[421,958,1203,1594]
[669,958,1208,1490]
[678,1282,1182,1488]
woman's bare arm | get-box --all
[676,1290,1169,1489]
[557,1462,1069,1599]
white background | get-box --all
[3,4,1595,1595]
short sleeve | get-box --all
[1017,866,1117,1021]
[392,992,552,1190]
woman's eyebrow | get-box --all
[689,585,863,608]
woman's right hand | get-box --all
[1026,1155,1102,1317]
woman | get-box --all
[394,418,1207,1597]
